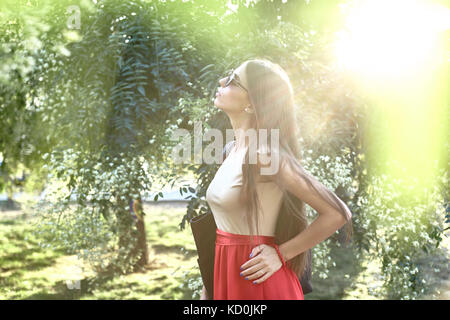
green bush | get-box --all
[354,160,448,299]
[32,147,149,275]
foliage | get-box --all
[32,147,151,274]
[354,160,448,299]
[23,0,235,276]
[300,149,358,277]
[0,0,63,197]
[179,266,204,300]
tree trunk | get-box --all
[117,198,149,273]
[134,215,149,268]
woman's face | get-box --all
[214,62,251,112]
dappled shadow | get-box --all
[399,239,450,300]
[1,248,64,272]
[0,219,19,226]
[22,270,187,300]
[23,275,115,300]
[151,244,197,259]
[1,205,203,299]
[304,240,367,300]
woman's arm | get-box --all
[279,210,347,261]
[258,151,352,262]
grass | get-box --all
[0,214,69,299]
[0,202,448,300]
[0,202,200,300]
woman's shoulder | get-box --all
[222,140,236,161]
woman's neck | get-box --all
[230,118,253,152]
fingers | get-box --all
[240,256,262,273]
[249,244,265,258]
[243,267,269,281]
[239,244,282,284]
[241,258,265,276]
[253,271,273,284]
[240,245,266,271]
[241,252,262,271]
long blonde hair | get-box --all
[238,58,353,278]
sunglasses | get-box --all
[224,69,248,92]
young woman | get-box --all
[203,58,353,300]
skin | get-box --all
[240,158,350,285]
[214,61,254,152]
[203,61,351,296]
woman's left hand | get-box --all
[239,244,283,284]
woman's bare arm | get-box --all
[257,151,352,261]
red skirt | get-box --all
[213,228,304,300]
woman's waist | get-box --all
[215,227,276,246]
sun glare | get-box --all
[334,0,449,82]
[333,0,449,189]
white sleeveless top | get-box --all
[205,144,284,236]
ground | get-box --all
[0,202,448,300]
